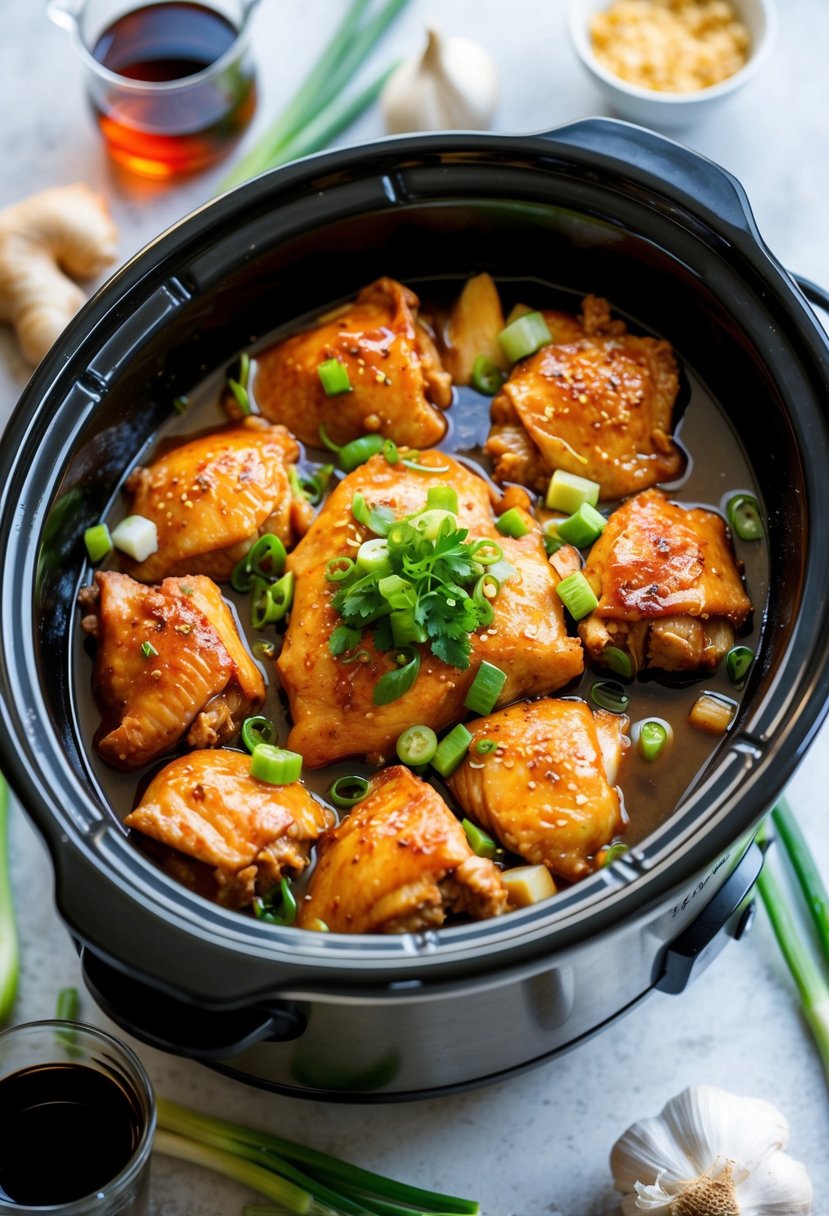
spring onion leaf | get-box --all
[495,507,531,538]
[0,773,18,1023]
[329,775,370,808]
[556,571,598,620]
[84,523,112,564]
[464,661,507,716]
[253,878,298,927]
[241,716,277,753]
[432,723,473,778]
[462,819,500,860]
[318,358,352,396]
[373,649,420,706]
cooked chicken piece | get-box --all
[121,419,311,584]
[485,295,683,499]
[79,572,265,770]
[448,698,627,882]
[297,765,508,933]
[279,453,583,768]
[124,749,333,910]
[578,489,753,674]
[249,278,452,449]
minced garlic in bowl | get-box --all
[590,0,750,93]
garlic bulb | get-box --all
[380,29,498,134]
[611,1085,812,1215]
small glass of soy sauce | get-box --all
[0,1020,155,1214]
[46,0,260,178]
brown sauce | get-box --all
[70,279,769,905]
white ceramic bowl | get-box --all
[568,0,777,129]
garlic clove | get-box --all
[660,1085,790,1178]
[380,28,498,135]
[736,1151,813,1215]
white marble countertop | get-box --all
[2,1,829,1213]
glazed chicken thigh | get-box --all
[297,765,509,933]
[249,277,452,449]
[122,418,310,584]
[79,571,265,769]
[578,489,753,673]
[279,453,584,767]
[448,698,627,882]
[485,296,683,499]
[125,749,333,909]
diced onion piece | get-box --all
[502,865,557,908]
[426,485,459,514]
[111,514,158,562]
[556,571,598,620]
[250,743,303,784]
[555,502,606,548]
[317,358,352,396]
[84,523,112,563]
[464,660,507,715]
[431,723,473,778]
[498,310,552,363]
[462,818,499,860]
[689,693,736,735]
[495,507,532,538]
[546,469,601,514]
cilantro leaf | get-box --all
[328,624,363,656]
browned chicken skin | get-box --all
[125,749,333,909]
[578,489,753,673]
[122,419,311,584]
[297,765,509,933]
[279,453,584,767]
[448,698,627,882]
[250,278,452,449]
[485,296,683,499]
[79,571,265,770]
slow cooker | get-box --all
[1,118,829,1100]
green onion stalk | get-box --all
[0,772,19,1023]
[154,1097,480,1216]
[218,0,410,192]
[756,799,829,1085]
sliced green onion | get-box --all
[303,919,329,933]
[543,526,564,556]
[400,454,451,474]
[250,744,303,785]
[409,508,456,541]
[172,394,189,414]
[340,649,370,665]
[329,775,370,808]
[556,502,606,548]
[84,523,112,563]
[356,537,391,575]
[497,310,552,363]
[603,646,633,679]
[472,573,499,627]
[373,648,420,706]
[638,719,668,761]
[293,463,334,506]
[111,514,158,562]
[241,716,277,753]
[237,352,251,390]
[495,507,531,538]
[464,661,507,715]
[432,723,473,778]
[232,534,287,592]
[253,640,276,660]
[140,640,158,659]
[253,877,297,927]
[468,538,503,566]
[382,438,399,464]
[590,680,630,714]
[471,354,506,396]
[726,493,763,541]
[377,574,415,609]
[251,572,295,629]
[546,469,601,514]
[338,434,385,472]
[601,843,630,867]
[727,645,754,685]
[325,556,356,582]
[229,378,252,415]
[475,738,496,755]
[317,358,352,396]
[426,485,459,514]
[462,819,500,860]
[396,724,438,766]
[556,571,598,620]
[352,492,395,536]
[390,609,428,647]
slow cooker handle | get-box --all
[792,274,829,316]
[655,841,763,995]
[80,948,307,1061]
[540,118,756,235]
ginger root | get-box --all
[0,184,118,365]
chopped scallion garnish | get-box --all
[140,641,158,659]
[726,493,763,541]
[432,723,473,778]
[464,661,507,715]
[426,485,459,514]
[462,818,500,860]
[602,646,633,679]
[228,378,251,416]
[325,556,356,583]
[637,719,668,761]
[253,877,297,927]
[317,358,352,396]
[172,394,189,414]
[390,608,428,647]
[250,744,302,785]
[396,724,439,766]
[726,645,754,685]
[241,716,277,754]
[250,572,295,629]
[555,501,606,548]
[590,680,630,714]
[495,507,531,538]
[497,310,552,363]
[84,523,112,564]
[232,534,287,592]
[328,775,370,809]
[356,537,392,575]
[546,469,601,514]
[555,571,598,620]
[601,842,630,867]
[470,354,506,396]
[474,738,496,755]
